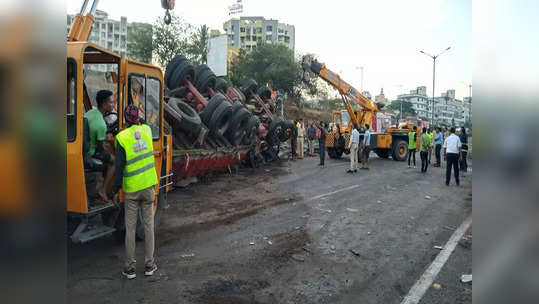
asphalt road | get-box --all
[68,151,472,304]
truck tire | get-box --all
[215,78,229,94]
[168,86,188,98]
[257,86,272,100]
[242,116,260,145]
[375,149,390,159]
[208,101,233,136]
[226,107,251,145]
[200,93,226,124]
[136,188,165,240]
[392,139,408,161]
[165,55,188,88]
[279,120,295,142]
[194,65,217,94]
[167,56,195,90]
[241,79,258,97]
[266,117,284,146]
[168,98,202,134]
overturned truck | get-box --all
[162,55,294,184]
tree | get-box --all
[387,99,416,118]
[152,13,192,68]
[127,22,153,63]
[186,25,209,65]
[229,43,321,107]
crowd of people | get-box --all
[288,119,470,186]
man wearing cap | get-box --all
[112,105,158,280]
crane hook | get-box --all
[164,9,171,25]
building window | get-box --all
[240,27,245,32]
[257,28,262,33]
[232,25,235,31]
[266,25,272,32]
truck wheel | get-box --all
[215,78,229,94]
[167,56,195,90]
[279,120,295,142]
[375,149,390,159]
[242,116,260,145]
[136,189,165,240]
[200,93,226,124]
[194,65,217,94]
[392,139,408,161]
[230,87,246,103]
[208,101,233,136]
[168,98,202,134]
[266,117,284,146]
[257,86,272,100]
[241,79,258,97]
[226,107,251,145]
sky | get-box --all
[67,0,472,101]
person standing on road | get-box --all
[290,120,298,160]
[426,128,433,164]
[459,127,469,173]
[361,124,371,170]
[318,122,327,166]
[434,127,443,167]
[420,127,430,173]
[443,127,462,186]
[347,125,360,173]
[307,121,316,156]
[408,126,417,168]
[112,104,158,280]
[297,119,305,159]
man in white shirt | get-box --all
[347,126,360,173]
[443,127,462,186]
[361,124,371,170]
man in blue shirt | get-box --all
[434,127,443,167]
[361,124,371,170]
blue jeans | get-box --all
[319,143,325,165]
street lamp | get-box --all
[420,46,451,126]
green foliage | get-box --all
[229,43,321,107]
[127,23,153,63]
[152,13,192,68]
[186,25,209,65]
[387,99,416,117]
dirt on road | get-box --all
[68,153,472,304]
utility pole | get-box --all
[420,47,451,126]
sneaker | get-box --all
[145,264,158,276]
[408,165,411,168]
[414,166,417,169]
[122,268,136,280]
[346,169,353,173]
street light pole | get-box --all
[420,46,451,126]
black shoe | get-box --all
[122,268,136,280]
[346,170,353,173]
[446,183,449,186]
[456,183,460,187]
[354,169,358,173]
[145,264,157,276]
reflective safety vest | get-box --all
[426,132,433,148]
[408,131,416,149]
[116,124,158,193]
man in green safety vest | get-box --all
[420,127,431,173]
[408,126,417,168]
[112,104,158,280]
[426,128,434,165]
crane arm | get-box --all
[302,55,380,113]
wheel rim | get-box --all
[398,145,406,158]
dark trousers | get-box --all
[408,149,416,166]
[420,151,429,172]
[435,144,442,166]
[446,153,460,185]
[319,142,325,165]
[460,151,468,172]
[291,137,297,156]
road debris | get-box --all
[346,208,359,212]
[459,274,472,283]
[433,283,441,290]
[459,236,472,248]
[367,231,371,235]
[330,245,336,251]
[180,253,195,258]
[250,241,255,245]
[268,241,273,245]
[443,225,456,231]
[377,200,382,203]
[425,195,431,200]
[291,254,305,262]
[349,249,360,256]
[434,246,444,250]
